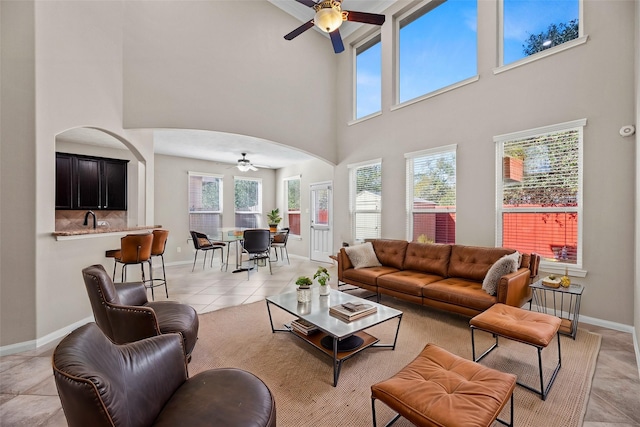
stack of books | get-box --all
[290,318,318,335]
[329,302,377,322]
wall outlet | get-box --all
[176,246,181,253]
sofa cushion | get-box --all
[403,243,452,276]
[371,240,409,270]
[344,242,381,269]
[343,266,398,287]
[447,245,516,282]
[423,278,497,312]
[481,253,519,296]
[378,271,444,297]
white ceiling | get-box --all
[56,127,316,169]
[55,1,396,170]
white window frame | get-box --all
[188,171,223,236]
[348,159,382,243]
[234,176,263,228]
[405,145,457,243]
[394,0,479,108]
[352,31,383,123]
[496,0,587,74]
[284,175,301,237]
[494,119,586,276]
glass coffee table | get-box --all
[266,289,402,386]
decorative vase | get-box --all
[319,284,330,296]
[297,286,312,303]
[561,267,571,288]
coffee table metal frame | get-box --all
[266,289,402,387]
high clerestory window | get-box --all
[354,32,382,120]
[349,160,382,242]
[495,119,585,271]
[189,172,223,236]
[397,0,477,104]
[405,146,456,244]
[501,0,581,66]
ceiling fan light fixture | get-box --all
[237,164,252,172]
[314,1,344,33]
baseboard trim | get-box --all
[0,315,94,357]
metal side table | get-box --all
[530,280,584,339]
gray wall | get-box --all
[333,0,637,326]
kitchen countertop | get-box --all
[53,225,162,238]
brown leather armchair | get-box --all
[82,264,199,360]
[53,323,277,427]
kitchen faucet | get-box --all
[83,210,97,229]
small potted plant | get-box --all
[267,208,282,232]
[314,266,331,296]
[295,276,313,303]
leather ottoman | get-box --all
[371,343,516,427]
[470,303,562,400]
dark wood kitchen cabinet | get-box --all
[56,152,129,210]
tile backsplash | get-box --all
[55,210,127,231]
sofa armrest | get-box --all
[337,248,353,283]
[496,268,532,308]
[105,304,162,344]
[115,281,149,306]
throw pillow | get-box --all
[345,242,382,269]
[504,250,521,268]
[197,237,212,248]
[482,254,519,296]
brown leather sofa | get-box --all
[337,239,540,317]
[53,323,276,427]
[82,264,199,360]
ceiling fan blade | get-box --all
[345,10,386,26]
[329,29,344,53]
[294,0,317,7]
[284,20,315,40]
[248,165,258,171]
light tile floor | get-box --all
[1,255,639,426]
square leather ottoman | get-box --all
[371,343,516,427]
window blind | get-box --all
[349,160,382,241]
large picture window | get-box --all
[355,33,382,120]
[398,0,477,104]
[234,177,262,228]
[495,119,585,269]
[405,146,456,244]
[285,176,301,236]
[188,172,222,236]
[349,160,382,242]
[502,0,580,66]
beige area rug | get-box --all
[189,297,601,427]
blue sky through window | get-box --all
[503,0,578,64]
[356,39,382,119]
[399,0,477,103]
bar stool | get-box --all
[147,229,169,300]
[112,233,153,285]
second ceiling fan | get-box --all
[284,0,385,54]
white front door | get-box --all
[310,182,332,262]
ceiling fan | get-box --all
[284,0,386,54]
[236,153,258,172]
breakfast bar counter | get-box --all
[52,225,162,241]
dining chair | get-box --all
[270,227,290,264]
[241,229,272,279]
[190,230,226,271]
